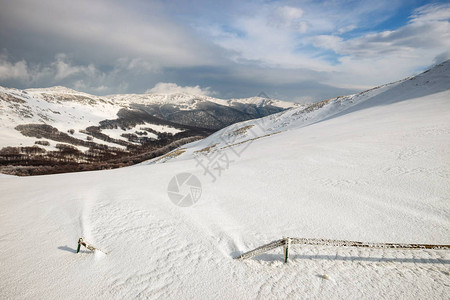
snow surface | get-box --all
[142,124,183,135]
[0,86,120,150]
[100,122,183,142]
[0,62,449,299]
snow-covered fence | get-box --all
[234,237,450,263]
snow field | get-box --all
[0,62,449,299]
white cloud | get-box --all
[307,2,450,87]
[210,4,333,72]
[146,83,214,96]
[269,6,308,33]
[0,52,119,93]
[410,3,450,23]
[312,35,343,52]
[52,54,98,80]
[0,53,29,81]
[313,18,450,59]
[206,1,408,72]
[0,52,92,83]
[337,25,357,34]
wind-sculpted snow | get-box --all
[0,61,449,299]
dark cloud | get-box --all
[0,0,226,67]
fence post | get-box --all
[284,238,291,263]
[77,238,82,253]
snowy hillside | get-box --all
[150,60,450,164]
[0,86,118,148]
[0,86,296,151]
[0,86,296,175]
[0,61,449,299]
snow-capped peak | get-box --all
[25,86,88,95]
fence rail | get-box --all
[234,237,450,263]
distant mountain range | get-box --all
[0,87,298,175]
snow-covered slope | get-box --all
[0,86,296,150]
[0,61,449,299]
[152,60,450,164]
[0,87,296,175]
[0,86,119,148]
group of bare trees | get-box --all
[1,121,209,176]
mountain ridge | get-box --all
[147,60,450,164]
[0,85,298,175]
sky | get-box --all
[0,0,449,103]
